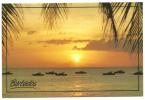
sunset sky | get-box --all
[4,3,142,68]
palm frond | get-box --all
[100,3,118,45]
[100,2,143,53]
[41,3,68,29]
[121,3,143,53]
[2,4,23,51]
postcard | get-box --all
[2,3,143,97]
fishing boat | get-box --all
[75,71,87,74]
[102,71,115,75]
[55,72,67,76]
[2,72,13,75]
[114,70,125,74]
[32,72,44,76]
[45,71,56,75]
[133,71,143,75]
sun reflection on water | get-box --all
[73,92,84,96]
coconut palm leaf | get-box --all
[100,2,143,53]
[100,3,118,44]
[118,3,143,53]
[2,4,23,51]
[41,3,68,29]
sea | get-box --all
[2,67,143,97]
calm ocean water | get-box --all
[2,67,143,97]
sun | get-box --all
[72,53,81,63]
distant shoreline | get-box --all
[2,66,143,70]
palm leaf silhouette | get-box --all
[100,3,118,44]
[122,3,143,53]
[100,2,143,53]
[41,3,68,29]
[2,4,23,52]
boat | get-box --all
[45,71,56,75]
[133,71,143,75]
[32,72,44,76]
[2,72,13,75]
[75,71,87,74]
[55,72,67,76]
[114,70,125,74]
[102,71,115,75]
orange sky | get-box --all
[3,3,143,68]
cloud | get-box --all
[27,31,37,35]
[37,39,127,52]
[37,39,91,45]
[73,39,126,52]
[37,39,72,45]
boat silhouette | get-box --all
[102,71,115,75]
[2,72,13,75]
[133,71,143,75]
[45,71,56,75]
[75,71,87,74]
[114,70,125,74]
[55,72,67,76]
[32,72,44,76]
